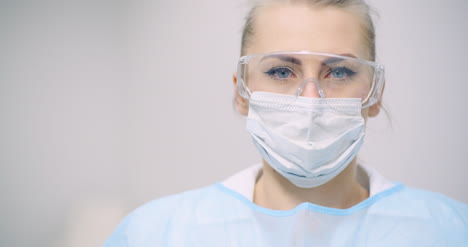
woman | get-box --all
[105,0,468,246]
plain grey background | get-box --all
[1,0,467,246]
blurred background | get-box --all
[1,0,467,246]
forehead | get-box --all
[248,4,368,58]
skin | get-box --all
[233,4,383,210]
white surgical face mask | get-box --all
[246,92,365,188]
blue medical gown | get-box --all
[104,183,468,246]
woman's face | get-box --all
[235,4,382,118]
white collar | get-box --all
[221,163,395,202]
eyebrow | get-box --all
[261,53,358,65]
[338,53,358,59]
[261,54,303,65]
[323,53,358,64]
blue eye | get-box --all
[265,67,294,79]
[327,67,356,79]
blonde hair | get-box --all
[240,0,377,61]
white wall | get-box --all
[0,0,467,246]
[363,0,468,200]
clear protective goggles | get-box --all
[237,51,385,108]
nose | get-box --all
[300,80,321,98]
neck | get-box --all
[253,159,369,210]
